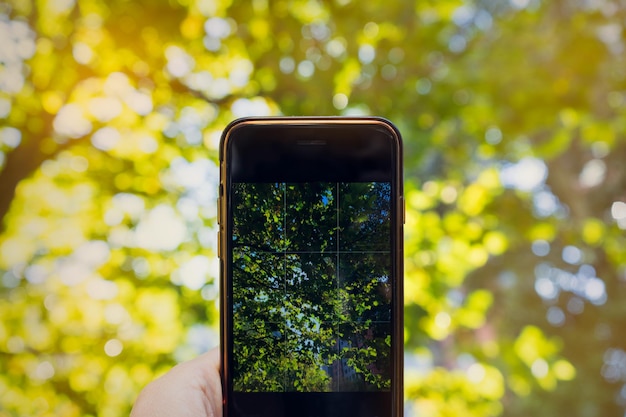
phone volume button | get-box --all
[217,230,221,258]
[217,197,221,225]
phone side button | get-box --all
[401,196,406,224]
[217,230,221,258]
[217,196,222,225]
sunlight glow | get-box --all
[201,279,218,301]
[49,0,76,13]
[467,363,486,383]
[326,38,346,58]
[510,0,531,9]
[139,135,158,154]
[579,159,606,188]
[86,278,118,300]
[332,93,348,110]
[177,325,218,360]
[168,157,217,190]
[485,126,502,145]
[533,189,560,217]
[0,66,24,94]
[500,158,547,192]
[562,245,582,265]
[546,306,565,326]
[358,44,375,64]
[24,264,47,284]
[584,278,606,304]
[72,42,93,64]
[105,193,145,227]
[0,17,35,94]
[204,17,231,39]
[475,10,493,31]
[452,5,475,27]
[104,339,123,357]
[53,103,92,138]
[88,97,123,122]
[612,201,626,230]
[76,240,110,266]
[231,97,272,118]
[535,277,558,300]
[0,97,10,117]
[596,23,623,53]
[0,236,35,267]
[567,297,584,314]
[172,255,212,290]
[602,348,626,383]
[531,240,550,257]
[124,90,153,115]
[135,205,186,252]
[1,20,35,58]
[415,78,432,95]
[535,262,607,306]
[448,34,467,53]
[104,72,133,97]
[611,201,626,220]
[229,60,253,87]
[440,185,458,204]
[48,243,108,289]
[531,358,549,378]
[186,70,212,90]
[104,303,129,325]
[206,77,231,99]
[32,361,55,380]
[297,60,315,78]
[91,127,121,151]
[279,57,295,74]
[0,126,21,148]
[435,311,451,329]
[165,46,195,77]
[57,260,93,286]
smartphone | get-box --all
[218,117,404,417]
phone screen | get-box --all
[220,119,403,417]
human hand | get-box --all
[130,348,222,417]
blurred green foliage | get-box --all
[1,0,626,416]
